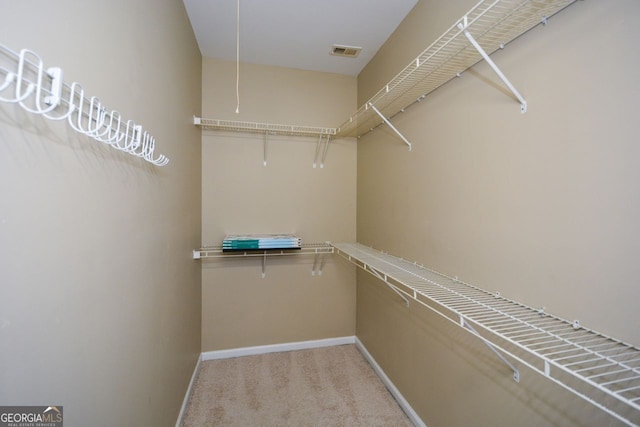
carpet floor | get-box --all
[181,344,414,426]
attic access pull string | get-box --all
[0,43,169,166]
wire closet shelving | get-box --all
[336,0,577,142]
[193,242,334,277]
[194,117,336,167]
[332,242,640,427]
[0,44,169,166]
[197,0,577,152]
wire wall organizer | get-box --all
[332,242,640,427]
[0,43,169,166]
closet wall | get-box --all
[200,59,357,352]
[0,1,202,426]
[356,0,640,426]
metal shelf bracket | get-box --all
[457,15,528,114]
[313,133,332,168]
[263,132,269,166]
[461,315,520,382]
[311,252,327,276]
[368,103,412,151]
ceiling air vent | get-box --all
[330,44,362,58]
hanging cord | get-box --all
[235,0,240,114]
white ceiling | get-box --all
[183,0,419,76]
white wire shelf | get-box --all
[194,242,334,277]
[332,242,640,427]
[194,117,336,137]
[194,117,336,167]
[335,0,577,139]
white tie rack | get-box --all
[0,43,169,166]
[332,242,640,427]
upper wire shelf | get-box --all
[194,117,336,137]
[335,0,577,139]
[194,117,337,168]
[0,43,169,166]
[332,242,640,427]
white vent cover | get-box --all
[330,44,362,58]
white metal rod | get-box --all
[599,375,640,387]
[320,134,331,168]
[463,318,520,382]
[551,344,622,362]
[312,254,319,275]
[510,331,553,342]
[588,368,637,381]
[497,325,538,335]
[366,265,410,306]
[573,361,616,374]
[263,132,268,166]
[313,134,323,168]
[541,346,584,358]
[459,23,527,114]
[617,384,640,395]
[367,103,412,151]
[317,253,326,276]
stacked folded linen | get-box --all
[222,234,302,251]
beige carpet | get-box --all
[182,344,414,426]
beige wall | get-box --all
[200,59,357,351]
[0,1,202,426]
[356,0,639,426]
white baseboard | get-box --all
[201,336,356,361]
[175,353,202,427]
[355,337,426,427]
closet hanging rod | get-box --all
[0,43,169,166]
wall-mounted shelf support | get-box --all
[193,243,334,277]
[457,16,527,114]
[261,252,268,278]
[461,315,520,382]
[368,103,412,151]
[313,133,332,168]
[332,242,640,426]
[311,251,328,276]
[264,132,269,166]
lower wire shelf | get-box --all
[193,242,334,278]
[332,242,640,427]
